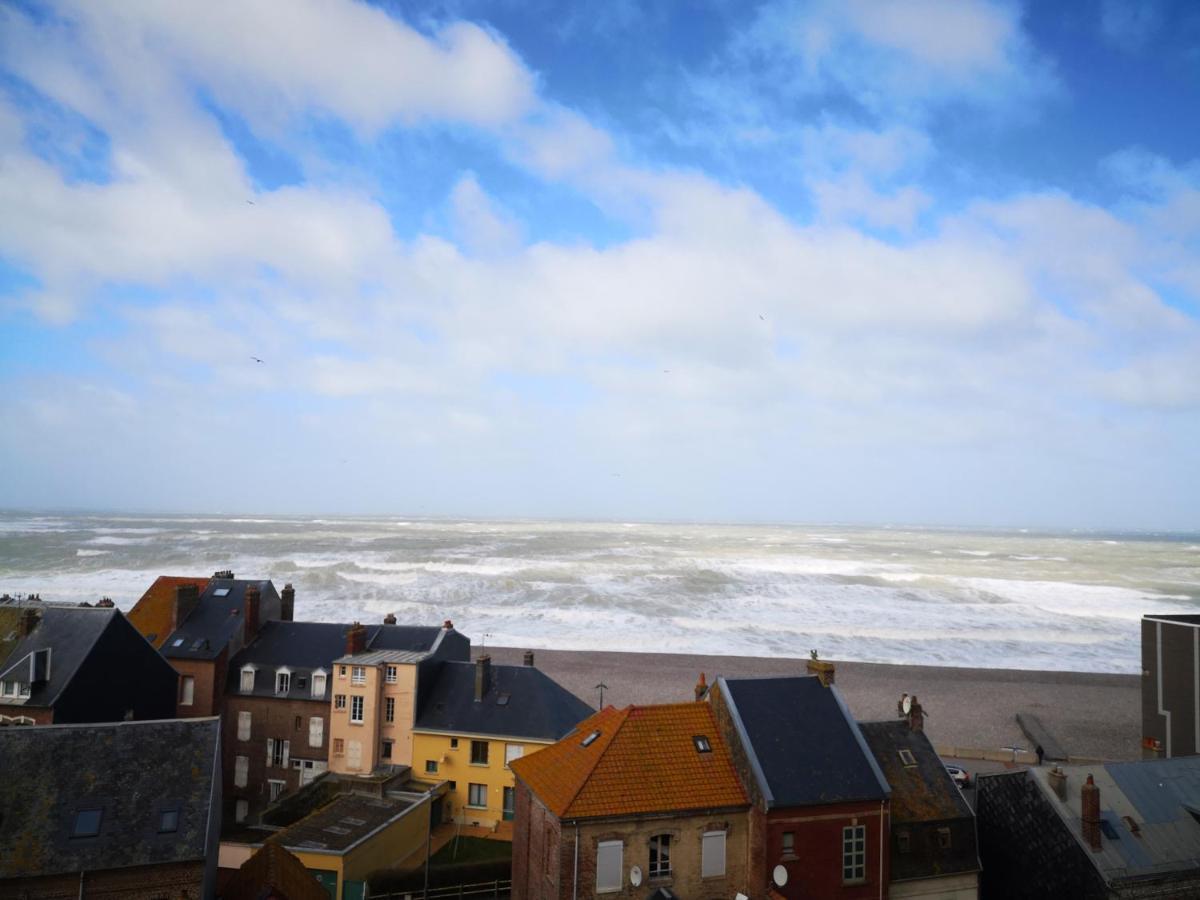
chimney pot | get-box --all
[474,655,492,702]
[443,619,453,630]
[1081,773,1102,851]
[243,584,261,645]
[345,622,368,656]
[383,613,397,625]
[280,584,295,622]
[694,672,707,702]
[523,650,535,667]
[907,696,925,732]
[97,597,114,608]
[807,656,836,687]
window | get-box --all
[294,715,302,731]
[581,730,601,747]
[898,749,917,767]
[268,738,289,768]
[897,830,911,853]
[385,697,395,723]
[649,834,672,877]
[702,830,726,878]
[158,808,179,833]
[275,670,291,695]
[312,671,327,698]
[470,740,489,765]
[309,716,323,748]
[333,738,345,756]
[351,666,366,685]
[842,825,866,883]
[505,743,525,768]
[72,808,102,837]
[339,665,347,677]
[268,779,286,802]
[467,783,487,808]
[425,760,439,774]
[296,675,307,691]
[448,780,456,791]
[18,682,29,698]
[782,831,796,858]
[2,681,14,697]
[693,735,712,753]
[234,799,248,823]
[385,665,397,683]
[350,695,364,723]
[180,676,194,706]
[237,710,251,741]
[450,738,459,749]
[234,755,249,788]
[213,587,230,597]
[335,694,346,710]
[503,786,515,818]
[382,739,393,760]
[348,740,362,769]
[937,827,952,850]
[596,840,622,893]
[240,667,255,693]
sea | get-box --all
[1,511,1198,674]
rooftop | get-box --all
[510,702,748,820]
[0,718,220,879]
[718,675,890,808]
[859,721,972,823]
[125,575,210,649]
[161,578,279,660]
[0,603,119,707]
[275,793,423,855]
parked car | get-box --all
[946,765,971,788]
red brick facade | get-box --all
[0,704,53,724]
[173,649,228,719]
[0,860,205,899]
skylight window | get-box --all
[693,735,712,753]
[324,825,351,835]
[898,749,917,767]
[172,638,185,647]
[72,808,102,837]
[159,809,179,833]
[190,638,205,650]
[213,588,231,597]
[581,730,601,747]
[497,693,510,706]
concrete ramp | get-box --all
[1016,712,1068,762]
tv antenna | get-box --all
[595,682,609,708]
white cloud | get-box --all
[448,173,524,256]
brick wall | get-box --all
[511,781,564,900]
[0,704,53,724]
[0,860,205,899]
[767,800,889,899]
[173,652,224,719]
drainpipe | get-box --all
[78,870,85,900]
[878,800,885,900]
[573,822,580,900]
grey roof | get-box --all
[719,675,890,808]
[859,721,973,823]
[415,661,593,741]
[333,649,431,665]
[276,793,423,855]
[1028,757,1200,882]
[0,718,220,879]
[1143,614,1200,627]
[0,605,117,707]
[163,578,279,660]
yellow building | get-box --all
[410,655,593,828]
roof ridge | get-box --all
[560,706,631,818]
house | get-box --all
[0,598,178,725]
[708,675,892,899]
[860,720,980,899]
[0,717,222,899]
[410,650,594,828]
[229,617,468,823]
[1141,613,1200,758]
[219,839,329,900]
[128,571,286,717]
[977,757,1200,899]
[509,701,752,899]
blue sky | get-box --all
[0,0,1198,528]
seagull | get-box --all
[250,356,264,364]
[759,314,765,321]
[246,200,255,205]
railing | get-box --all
[369,879,512,900]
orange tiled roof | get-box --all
[126,575,209,648]
[509,702,748,819]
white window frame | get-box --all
[842,824,866,884]
[179,676,194,706]
[234,799,248,823]
[649,833,672,877]
[267,738,290,769]
[385,696,395,723]
[240,667,255,693]
[385,665,398,683]
[3,681,15,697]
[350,695,364,723]
[347,739,362,770]
[504,743,525,768]
[335,693,346,710]
[311,670,327,699]
[309,716,323,748]
[470,740,489,766]
[596,840,622,893]
[275,668,291,695]
[234,755,248,788]
[701,830,726,878]
[268,779,286,802]
[237,710,252,741]
[467,782,488,808]
[351,665,366,685]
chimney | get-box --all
[17,608,39,638]
[443,619,454,630]
[807,652,835,687]
[474,655,492,702]
[280,584,295,622]
[523,650,535,667]
[694,672,707,701]
[172,584,200,631]
[213,569,234,579]
[383,612,397,625]
[1048,766,1068,801]
[907,696,926,732]
[244,585,261,645]
[1081,774,1102,851]
[97,597,115,608]
[345,621,368,656]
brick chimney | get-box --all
[443,619,454,630]
[280,584,295,622]
[17,607,39,638]
[807,653,835,687]
[1048,766,1067,801]
[523,650,535,667]
[172,583,200,631]
[244,584,261,645]
[383,613,397,625]
[345,621,368,656]
[474,655,492,702]
[97,597,115,608]
[694,672,707,701]
[1081,774,1102,851]
[907,696,925,732]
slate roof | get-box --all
[859,721,971,823]
[125,575,210,648]
[0,604,118,708]
[162,578,279,660]
[718,675,890,808]
[414,661,593,742]
[1027,757,1200,882]
[0,718,220,879]
[510,702,749,820]
[220,839,329,900]
[275,793,422,855]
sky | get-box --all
[0,0,1198,529]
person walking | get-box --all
[1036,744,1045,766]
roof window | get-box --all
[581,730,601,747]
[693,735,712,753]
[172,638,185,647]
[324,825,351,835]
[190,638,205,650]
[159,809,179,833]
[898,749,917,767]
[72,808,102,837]
[1099,820,1120,840]
[213,587,231,597]
[496,693,510,706]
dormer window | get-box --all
[18,683,29,698]
[275,669,291,695]
[240,667,256,693]
[1,681,15,697]
[311,670,327,699]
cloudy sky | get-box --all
[0,1,1197,529]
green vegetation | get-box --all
[430,836,512,865]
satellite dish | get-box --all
[630,865,643,887]
[773,864,788,887]
[902,695,912,715]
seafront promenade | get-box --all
[486,645,1142,763]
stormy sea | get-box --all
[1,511,1197,674]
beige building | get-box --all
[327,645,427,774]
